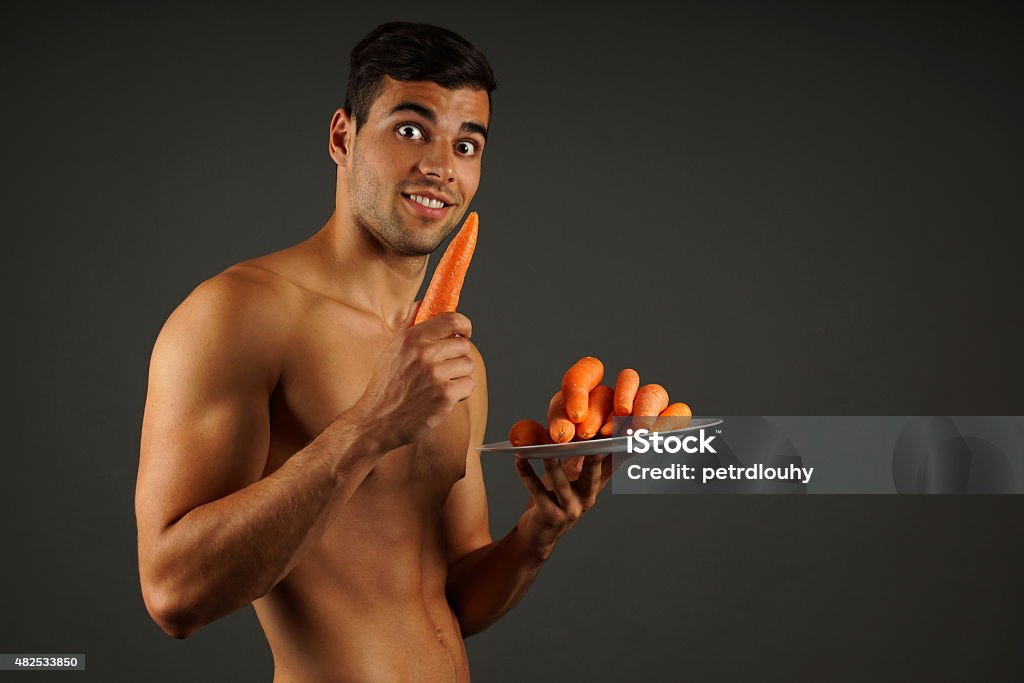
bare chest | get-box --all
[264,301,470,501]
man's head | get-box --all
[330,23,496,256]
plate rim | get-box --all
[478,417,724,458]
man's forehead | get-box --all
[370,77,490,125]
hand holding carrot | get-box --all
[353,305,475,452]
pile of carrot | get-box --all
[508,356,693,447]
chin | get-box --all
[402,225,451,255]
[392,233,445,257]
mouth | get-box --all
[401,192,455,220]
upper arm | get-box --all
[135,271,286,582]
[441,342,491,564]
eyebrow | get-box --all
[387,101,489,141]
[460,121,489,141]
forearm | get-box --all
[144,411,383,637]
[445,522,552,637]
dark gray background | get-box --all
[2,0,1022,680]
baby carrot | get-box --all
[561,356,604,423]
[654,402,692,431]
[414,212,479,324]
[576,385,614,439]
[599,413,615,437]
[660,402,692,417]
[547,391,575,444]
[613,368,640,416]
[632,384,669,430]
[509,419,549,447]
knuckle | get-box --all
[413,345,431,364]
[452,312,472,333]
[441,382,460,403]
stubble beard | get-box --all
[347,152,459,257]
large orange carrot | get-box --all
[654,402,692,431]
[613,368,640,416]
[561,356,604,423]
[632,384,669,430]
[414,212,479,324]
[576,385,614,439]
[509,419,549,447]
[547,391,575,443]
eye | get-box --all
[455,140,478,156]
[396,123,424,140]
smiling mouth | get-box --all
[401,193,453,209]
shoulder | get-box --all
[150,265,297,391]
[161,265,292,343]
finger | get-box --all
[421,311,472,340]
[433,355,475,381]
[597,454,615,492]
[428,335,473,362]
[515,458,559,513]
[543,457,579,513]
[564,456,585,481]
[445,375,476,403]
[576,454,605,508]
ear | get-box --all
[328,108,355,166]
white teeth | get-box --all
[408,194,446,209]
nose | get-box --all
[417,142,455,185]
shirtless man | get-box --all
[135,23,611,682]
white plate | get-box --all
[479,418,723,459]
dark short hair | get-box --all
[344,22,497,129]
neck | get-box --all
[304,209,429,329]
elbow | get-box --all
[139,534,205,639]
[158,619,196,640]
[141,580,200,640]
